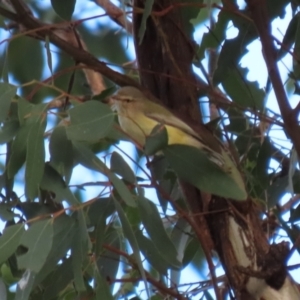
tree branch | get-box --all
[246,0,300,157]
[94,0,133,33]
[7,0,139,88]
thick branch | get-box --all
[7,0,139,88]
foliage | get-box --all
[0,0,299,300]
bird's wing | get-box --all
[145,109,203,142]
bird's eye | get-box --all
[125,99,131,103]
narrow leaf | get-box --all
[15,270,36,300]
[7,125,30,178]
[138,0,154,43]
[73,142,136,206]
[164,145,247,200]
[32,215,76,286]
[0,224,25,265]
[49,126,73,183]
[95,265,114,300]
[40,163,78,205]
[137,196,181,269]
[0,82,17,123]
[17,219,53,273]
[51,0,76,20]
[25,116,47,199]
[144,124,168,155]
[66,101,114,142]
[110,151,135,184]
[113,197,149,298]
[222,66,265,110]
[135,230,169,274]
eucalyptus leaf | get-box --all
[137,196,181,269]
[17,219,53,273]
[51,0,76,20]
[40,163,78,205]
[32,215,77,286]
[15,269,36,300]
[222,66,265,110]
[66,101,114,142]
[0,224,25,265]
[110,151,136,184]
[0,82,17,123]
[138,0,154,43]
[135,230,169,274]
[164,145,247,200]
[113,197,149,298]
[25,118,47,199]
[73,142,136,206]
[49,125,73,184]
[144,124,168,155]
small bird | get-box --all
[110,86,246,199]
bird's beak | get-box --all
[108,95,120,111]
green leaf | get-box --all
[110,151,136,184]
[40,163,78,205]
[66,101,114,142]
[144,124,168,155]
[164,145,247,200]
[15,270,36,300]
[49,125,73,183]
[180,0,204,41]
[17,98,33,126]
[0,224,25,265]
[0,82,17,123]
[222,66,265,110]
[293,13,300,78]
[226,108,248,134]
[70,209,91,293]
[138,0,154,44]
[0,204,16,221]
[8,37,44,85]
[135,230,169,274]
[0,279,6,300]
[251,138,273,196]
[182,237,201,268]
[0,119,19,144]
[213,12,257,85]
[41,258,73,300]
[96,226,120,284]
[32,215,76,286]
[196,10,229,61]
[290,203,300,222]
[112,197,149,297]
[137,196,181,269]
[85,197,115,226]
[278,12,300,60]
[51,0,76,20]
[7,126,30,178]
[25,110,47,199]
[71,233,86,292]
[73,142,136,206]
[17,219,53,273]
[95,266,114,300]
[17,202,61,221]
[267,0,290,20]
[170,218,190,262]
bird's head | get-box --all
[110,86,146,116]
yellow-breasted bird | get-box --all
[110,86,246,200]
